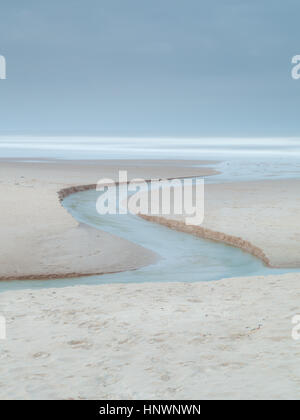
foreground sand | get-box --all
[1,273,300,399]
[0,159,217,280]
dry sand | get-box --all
[1,273,300,400]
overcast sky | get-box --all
[0,0,299,136]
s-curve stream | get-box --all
[1,177,299,292]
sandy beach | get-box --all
[2,0,300,402]
[2,274,300,399]
[0,159,300,399]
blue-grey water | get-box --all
[1,136,300,183]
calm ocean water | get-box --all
[1,136,300,182]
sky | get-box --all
[0,0,299,137]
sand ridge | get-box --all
[138,179,300,268]
[140,214,270,266]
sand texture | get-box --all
[1,273,300,399]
